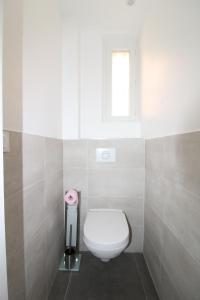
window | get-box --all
[103,36,136,121]
[112,51,130,117]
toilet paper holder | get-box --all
[59,190,81,272]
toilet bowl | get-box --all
[83,209,129,262]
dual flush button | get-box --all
[96,148,116,163]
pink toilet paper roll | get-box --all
[64,189,78,205]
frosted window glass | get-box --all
[111,51,130,117]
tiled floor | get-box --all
[48,253,159,300]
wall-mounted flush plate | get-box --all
[96,148,116,163]
[3,131,10,153]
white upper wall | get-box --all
[23,0,62,139]
[4,0,62,139]
[140,0,200,138]
[62,0,150,139]
[4,0,200,140]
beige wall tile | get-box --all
[6,247,25,300]
[144,237,162,293]
[63,168,88,197]
[4,132,64,300]
[163,180,200,264]
[162,226,200,300]
[145,132,200,300]
[79,228,88,251]
[5,189,24,255]
[163,134,200,196]
[87,196,144,211]
[25,223,47,300]
[159,265,181,300]
[4,132,23,198]
[125,226,144,252]
[88,168,144,198]
[144,206,164,255]
[145,170,165,219]
[63,140,88,168]
[44,170,63,210]
[46,203,64,251]
[145,137,165,173]
[79,197,88,248]
[125,208,143,229]
[45,138,63,175]
[23,181,45,247]
[46,233,63,294]
[22,133,45,188]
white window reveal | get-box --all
[103,36,136,121]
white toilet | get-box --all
[83,209,129,262]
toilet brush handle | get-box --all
[69,224,72,253]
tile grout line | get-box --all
[64,272,72,300]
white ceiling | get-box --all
[61,0,152,37]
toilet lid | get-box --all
[84,209,129,246]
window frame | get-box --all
[102,35,136,122]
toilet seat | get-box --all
[83,209,129,251]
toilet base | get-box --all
[86,245,125,262]
[101,258,110,262]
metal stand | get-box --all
[59,191,81,272]
[59,253,82,272]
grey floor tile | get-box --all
[49,253,159,300]
[65,253,146,300]
[48,271,71,300]
[134,254,160,300]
